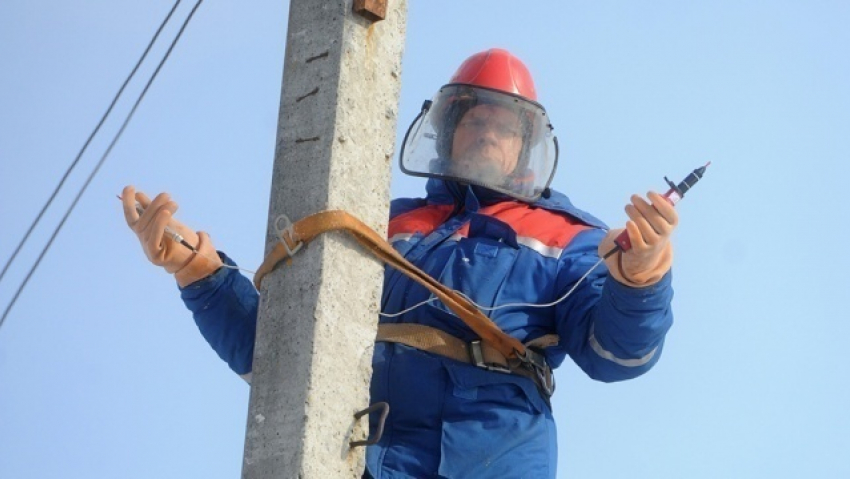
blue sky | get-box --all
[1,1,849,478]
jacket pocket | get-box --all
[426,237,517,320]
[437,362,556,479]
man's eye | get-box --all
[497,125,520,137]
[459,117,520,139]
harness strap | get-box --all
[376,323,555,397]
[377,323,506,366]
[253,210,528,360]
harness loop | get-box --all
[274,213,304,257]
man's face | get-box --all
[450,104,523,184]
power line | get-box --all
[0,0,205,331]
[0,0,182,286]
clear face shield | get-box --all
[400,84,558,202]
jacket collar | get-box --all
[425,178,608,229]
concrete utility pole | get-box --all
[243,1,406,478]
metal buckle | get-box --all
[274,214,303,257]
[469,340,511,374]
[516,348,556,397]
[536,364,555,397]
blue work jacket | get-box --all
[180,179,674,479]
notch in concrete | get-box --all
[353,0,387,22]
[306,51,329,63]
[296,87,320,102]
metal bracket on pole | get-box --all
[353,0,387,22]
[349,402,390,448]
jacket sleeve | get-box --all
[553,228,674,382]
[179,252,259,377]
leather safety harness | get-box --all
[253,210,556,398]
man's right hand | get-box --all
[121,185,222,287]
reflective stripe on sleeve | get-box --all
[588,324,657,367]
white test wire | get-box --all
[208,256,256,275]
[165,229,257,276]
[378,256,606,317]
[378,297,439,318]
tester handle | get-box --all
[608,162,710,256]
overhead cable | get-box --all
[0,0,183,286]
[1,0,205,331]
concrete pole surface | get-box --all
[242,1,406,478]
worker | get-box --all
[122,48,676,478]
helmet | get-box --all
[400,49,558,202]
[450,48,538,100]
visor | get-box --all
[400,84,558,202]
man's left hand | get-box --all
[598,191,677,287]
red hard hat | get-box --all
[449,48,537,101]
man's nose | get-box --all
[476,124,501,143]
